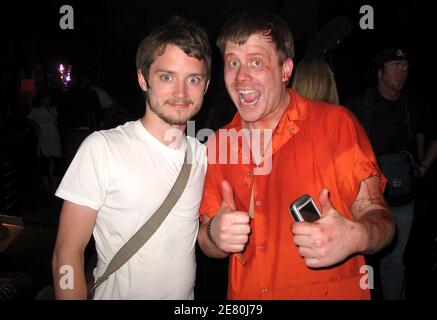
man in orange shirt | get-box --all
[198,9,395,299]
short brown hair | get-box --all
[216,9,295,65]
[136,16,212,83]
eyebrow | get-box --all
[155,69,205,77]
[224,47,271,61]
[224,53,271,64]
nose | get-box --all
[236,64,252,83]
[173,79,188,99]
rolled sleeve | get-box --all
[333,109,386,207]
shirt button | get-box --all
[255,200,261,206]
[258,244,265,251]
[248,172,253,177]
[261,288,268,293]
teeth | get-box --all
[239,89,257,94]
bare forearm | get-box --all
[417,133,425,161]
[52,249,88,300]
[423,140,437,168]
[351,177,395,255]
[356,209,395,255]
[198,217,229,259]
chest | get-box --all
[225,129,336,218]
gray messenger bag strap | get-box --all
[88,141,193,297]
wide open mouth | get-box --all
[238,89,261,105]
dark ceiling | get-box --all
[0,0,433,112]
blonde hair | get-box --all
[291,58,339,105]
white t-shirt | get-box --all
[55,120,207,299]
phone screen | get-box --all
[299,201,320,222]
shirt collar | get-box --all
[222,89,309,162]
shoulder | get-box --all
[78,122,135,155]
[90,121,137,144]
[303,101,367,146]
[76,131,110,160]
[306,100,357,125]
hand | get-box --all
[0,279,17,300]
[291,188,362,268]
[209,180,251,253]
[416,164,428,178]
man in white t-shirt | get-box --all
[52,16,211,300]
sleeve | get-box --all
[331,108,387,208]
[55,132,110,210]
[199,134,226,219]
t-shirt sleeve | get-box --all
[331,108,386,208]
[55,132,109,210]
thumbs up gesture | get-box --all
[291,188,362,268]
[209,180,251,253]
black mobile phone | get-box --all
[289,194,321,222]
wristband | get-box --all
[207,216,218,247]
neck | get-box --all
[243,89,290,131]
[141,108,186,149]
[378,82,401,101]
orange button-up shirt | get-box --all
[200,90,385,299]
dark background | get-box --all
[1,0,436,301]
[0,0,433,120]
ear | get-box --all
[377,68,382,79]
[204,80,210,95]
[281,58,294,83]
[137,70,148,92]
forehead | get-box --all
[384,59,409,67]
[151,44,205,73]
[224,33,277,57]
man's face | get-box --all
[379,59,409,92]
[223,33,293,126]
[138,44,208,125]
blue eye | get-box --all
[160,74,173,81]
[187,76,201,85]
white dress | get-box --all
[27,107,62,158]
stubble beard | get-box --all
[146,91,202,126]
